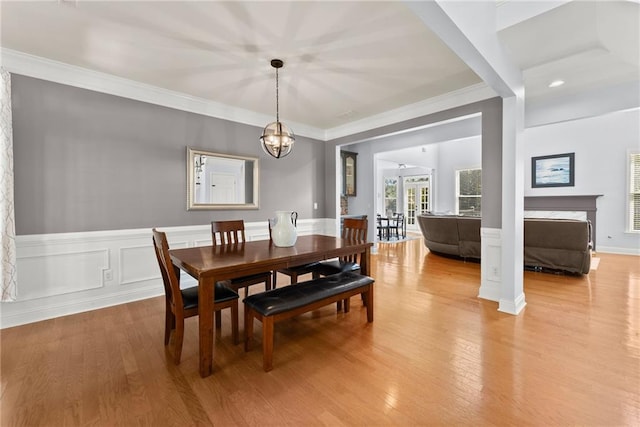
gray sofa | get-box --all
[417,214,592,274]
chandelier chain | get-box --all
[275,67,280,123]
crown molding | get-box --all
[0,48,326,140]
[1,47,495,142]
[324,83,496,141]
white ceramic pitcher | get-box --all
[271,211,297,247]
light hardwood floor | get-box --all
[2,239,639,426]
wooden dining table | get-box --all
[169,234,373,378]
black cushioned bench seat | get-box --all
[244,271,374,371]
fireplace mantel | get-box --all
[524,195,602,250]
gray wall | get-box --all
[12,75,326,235]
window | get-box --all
[384,177,397,216]
[629,153,640,232]
[456,168,481,216]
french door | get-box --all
[404,176,431,231]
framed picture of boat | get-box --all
[532,152,575,188]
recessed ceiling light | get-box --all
[549,80,565,88]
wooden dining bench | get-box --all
[243,271,374,371]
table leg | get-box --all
[365,285,374,322]
[360,246,371,276]
[359,246,372,307]
[198,276,215,378]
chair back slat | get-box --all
[152,228,183,312]
[211,220,246,245]
[341,218,368,263]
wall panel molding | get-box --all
[16,249,109,299]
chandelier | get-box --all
[260,59,295,159]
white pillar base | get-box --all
[499,293,527,315]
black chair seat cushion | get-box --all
[280,262,321,274]
[181,282,239,310]
[314,260,360,277]
[231,272,270,285]
[244,272,373,317]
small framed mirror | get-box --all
[187,147,259,210]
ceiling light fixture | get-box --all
[260,59,295,159]
[549,80,565,88]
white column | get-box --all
[499,95,526,314]
[406,0,526,314]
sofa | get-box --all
[417,214,592,274]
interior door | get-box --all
[210,173,237,204]
[404,176,431,231]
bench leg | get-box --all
[262,317,274,372]
[244,306,254,352]
[344,297,351,313]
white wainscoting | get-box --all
[478,227,502,302]
[1,218,337,329]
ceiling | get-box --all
[1,1,638,138]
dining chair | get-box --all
[390,213,406,240]
[313,217,368,277]
[211,220,272,297]
[312,217,368,310]
[376,214,390,241]
[268,216,320,288]
[152,228,239,365]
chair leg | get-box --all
[244,307,254,352]
[265,274,272,292]
[173,317,185,364]
[273,271,278,289]
[365,288,374,322]
[215,310,222,330]
[291,272,298,285]
[164,306,173,345]
[231,302,239,345]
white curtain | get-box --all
[0,68,17,301]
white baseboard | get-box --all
[596,246,640,256]
[499,293,527,315]
[1,218,337,329]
